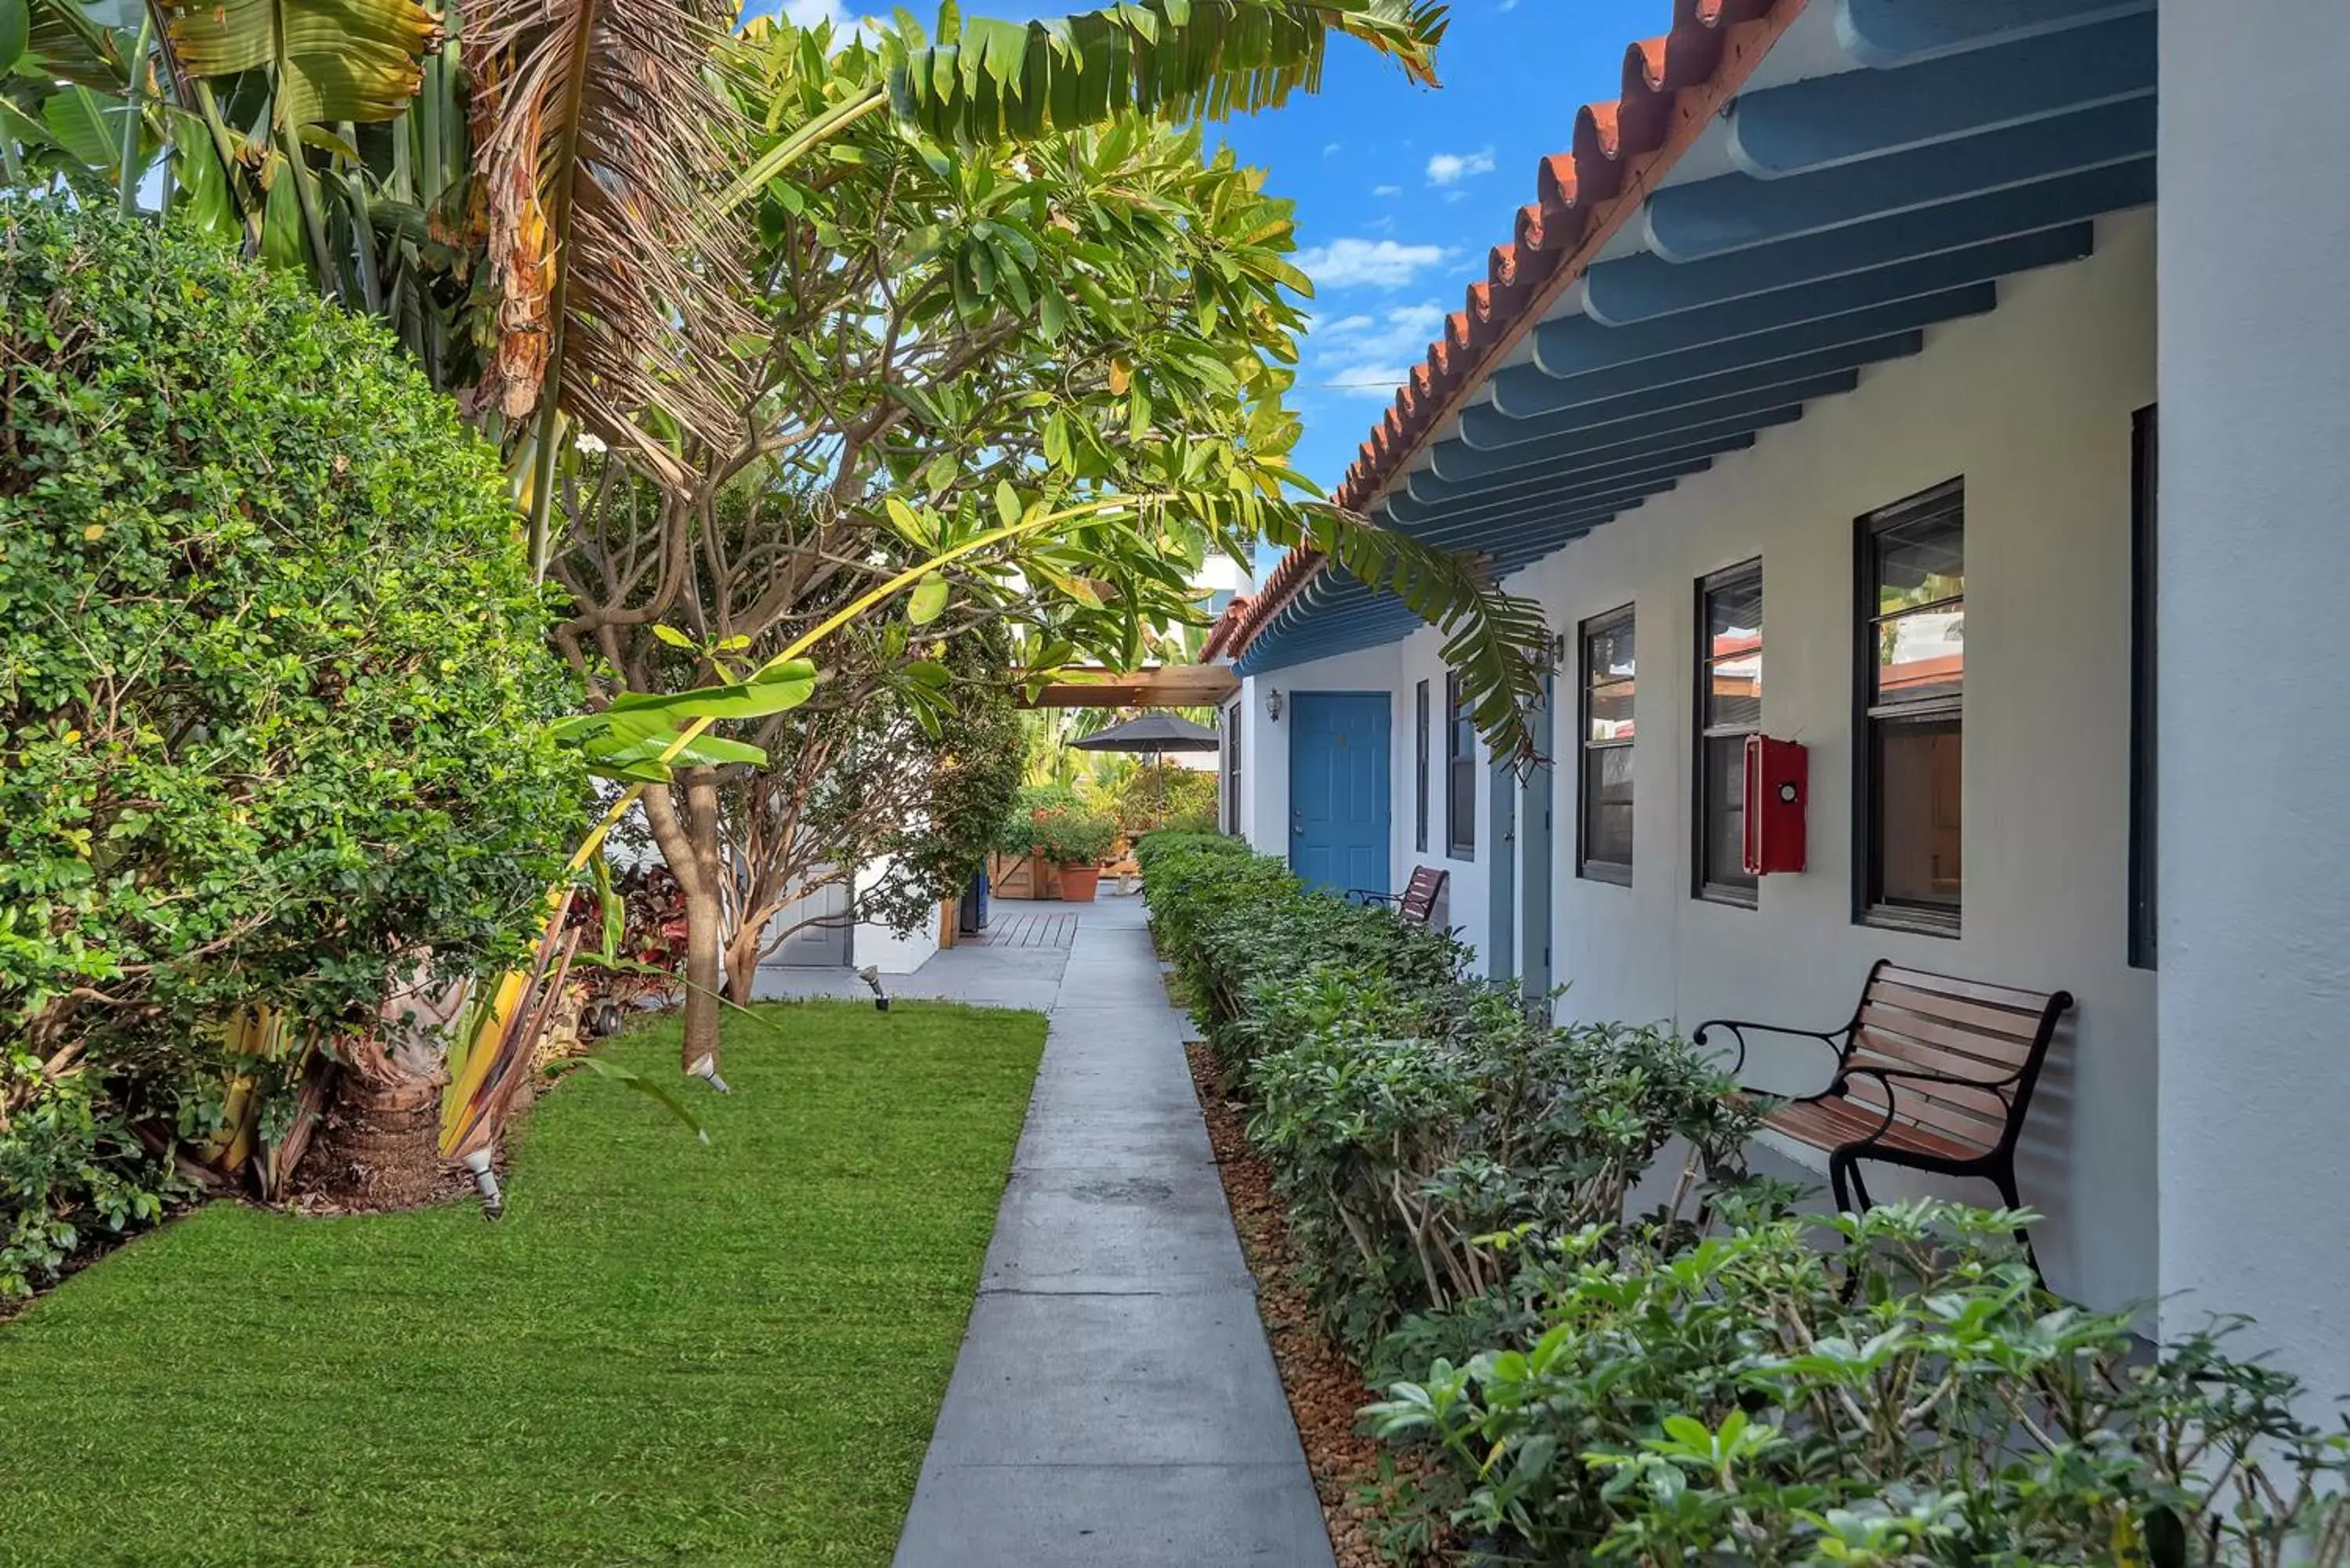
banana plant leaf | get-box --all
[160,0,439,130]
[548,659,818,781]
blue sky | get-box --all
[779,1,1662,491]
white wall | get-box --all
[1530,209,2157,1310]
[853,856,942,974]
[2157,2,2350,1400]
[1238,637,1510,970]
[1251,211,2159,1310]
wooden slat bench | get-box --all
[1347,865,1449,928]
[1693,961,2073,1266]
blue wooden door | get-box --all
[1289,693,1391,895]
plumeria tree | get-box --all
[546,31,1537,1078]
[5,0,1548,1182]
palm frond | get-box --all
[463,0,756,460]
[1265,508,1548,764]
[886,1,1448,143]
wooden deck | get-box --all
[973,910,1080,950]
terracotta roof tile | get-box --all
[1221,0,1800,664]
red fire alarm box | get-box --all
[1741,735,1808,876]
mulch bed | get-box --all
[1185,1041,1442,1568]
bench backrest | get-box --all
[1398,865,1448,926]
[1841,963,2073,1155]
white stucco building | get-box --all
[1205,0,2350,1398]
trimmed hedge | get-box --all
[1138,832,1752,1356]
[1140,833,2350,1566]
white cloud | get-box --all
[1292,237,1452,291]
[1308,302,1449,400]
[778,0,880,38]
[1372,183,1402,198]
[1425,146,1497,186]
[1321,301,1447,363]
[1324,364,1412,399]
[1499,0,1520,10]
[1324,142,1343,157]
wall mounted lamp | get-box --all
[1264,687,1285,723]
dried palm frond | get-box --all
[463,0,757,474]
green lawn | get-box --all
[0,1002,1044,1567]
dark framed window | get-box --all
[1855,479,1964,934]
[2130,406,2157,969]
[1578,605,1636,883]
[1444,671,1475,859]
[1224,701,1242,836]
[1694,562,1762,905]
[1414,679,1431,854]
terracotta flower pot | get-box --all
[1058,863,1101,903]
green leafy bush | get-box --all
[1138,833,1752,1356]
[1103,762,1219,836]
[1145,842,2350,1566]
[0,203,584,1295]
[996,783,1087,855]
[1031,808,1118,866]
[1368,1199,2350,1566]
[1001,783,1116,865]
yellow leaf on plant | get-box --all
[81,525,103,540]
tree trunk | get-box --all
[302,1068,450,1209]
[644,770,728,1081]
[298,974,468,1210]
[723,920,764,1009]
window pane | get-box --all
[1875,717,1961,910]
[1586,620,1635,686]
[1705,575,1762,645]
[1875,508,1964,616]
[1586,676,1636,742]
[1449,757,1476,852]
[1700,733,1754,893]
[1704,569,1762,730]
[1874,606,1964,704]
[1705,649,1762,730]
[1582,746,1634,869]
[1415,681,1430,853]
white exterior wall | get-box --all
[1238,638,1513,971]
[1531,210,2156,1310]
[853,857,942,974]
[1249,211,2158,1310]
[2157,2,2350,1398]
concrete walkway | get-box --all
[747,926,1068,1012]
[894,894,1335,1567]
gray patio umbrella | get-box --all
[1072,713,1222,829]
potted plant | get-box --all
[1032,807,1118,902]
[993,783,1086,898]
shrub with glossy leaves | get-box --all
[0,203,584,1291]
[1139,833,1753,1354]
[1368,1200,2350,1566]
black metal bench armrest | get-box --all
[1690,1017,1847,1082]
[1345,888,1402,909]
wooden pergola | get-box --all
[1014,664,1238,710]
